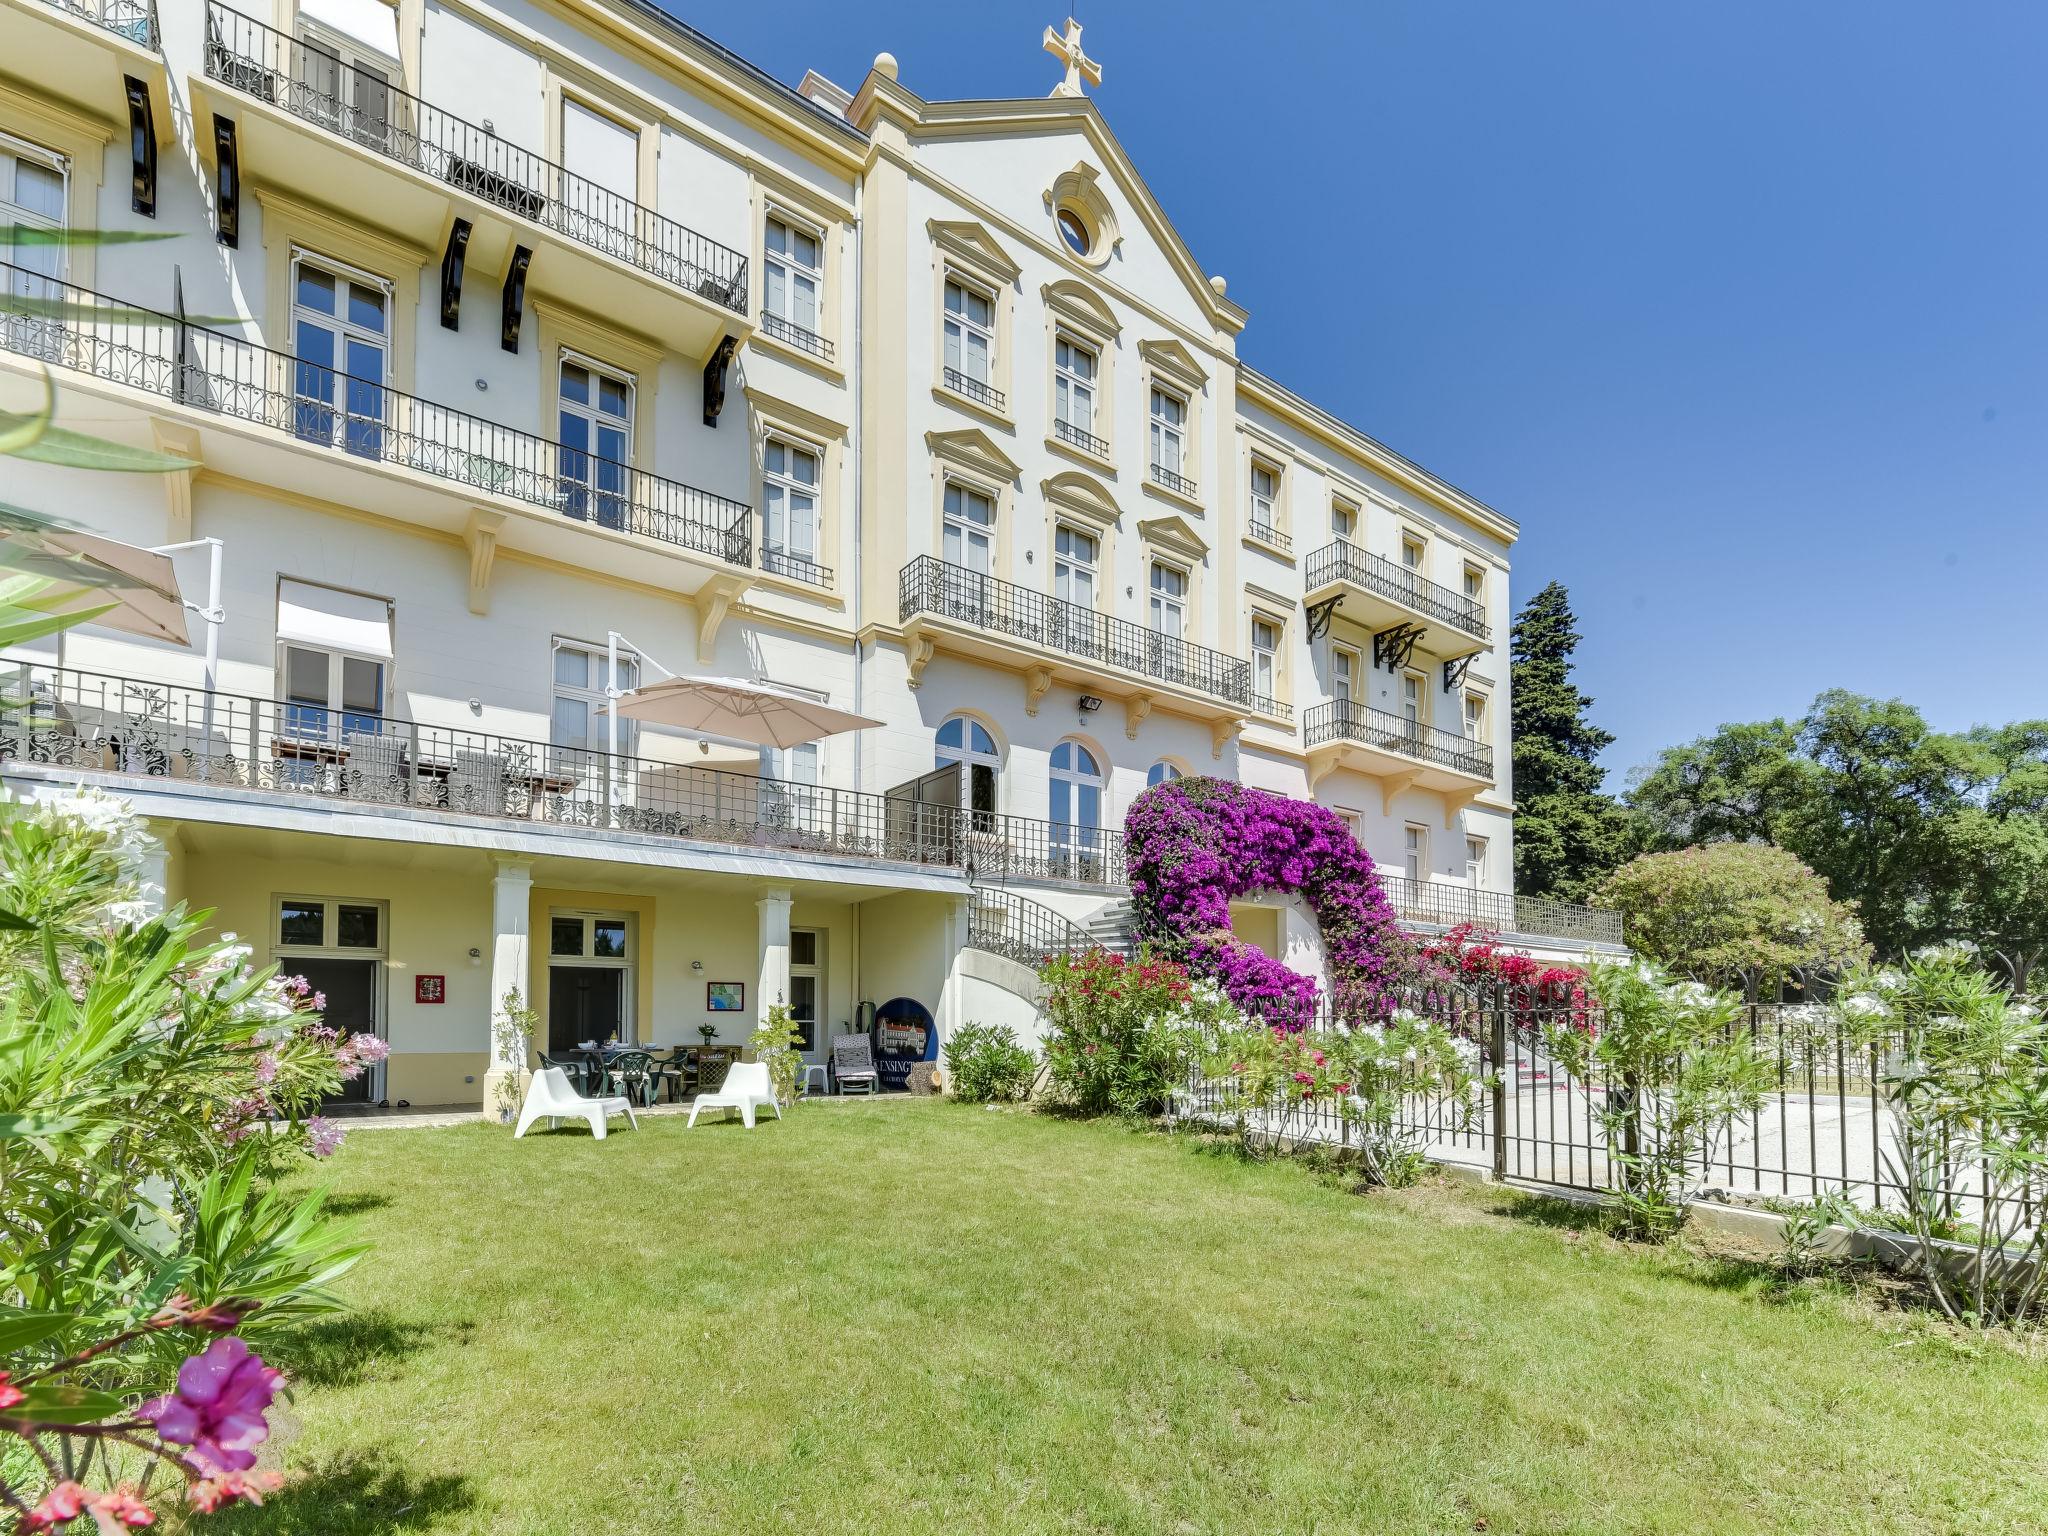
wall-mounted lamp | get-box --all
[691,959,704,971]
[467,947,482,967]
[1078,695,1103,712]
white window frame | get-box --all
[293,18,398,146]
[1149,385,1187,474]
[788,926,825,1056]
[1401,670,1426,733]
[1250,614,1280,701]
[1331,643,1357,709]
[288,250,392,448]
[1053,331,1098,439]
[1,132,69,283]
[550,636,638,758]
[1329,499,1357,543]
[1249,460,1280,539]
[1146,760,1183,788]
[277,643,387,746]
[1404,823,1428,883]
[1463,562,1486,604]
[762,433,822,576]
[941,478,996,574]
[1147,560,1187,638]
[1052,522,1099,609]
[1463,690,1488,742]
[942,273,996,388]
[274,894,388,954]
[763,210,824,342]
[1466,834,1488,886]
[935,714,1001,824]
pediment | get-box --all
[1138,513,1208,560]
[1040,470,1121,528]
[925,426,1022,483]
[927,218,1022,284]
[1040,278,1121,340]
[1139,336,1208,392]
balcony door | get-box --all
[273,896,386,1105]
[1145,561,1186,680]
[547,912,632,1053]
[940,482,996,626]
[291,256,388,459]
[557,355,633,529]
[292,14,396,152]
[1048,739,1104,879]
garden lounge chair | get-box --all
[831,1033,879,1096]
[686,1060,781,1129]
[514,1067,638,1140]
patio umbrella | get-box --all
[605,674,881,749]
[0,509,190,645]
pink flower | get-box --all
[252,1051,279,1085]
[0,1371,21,1410]
[138,1337,281,1476]
[344,1033,390,1065]
[23,1482,86,1530]
[305,1116,346,1159]
[86,1488,155,1532]
[186,1469,282,1514]
[311,992,327,1011]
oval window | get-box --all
[1056,207,1091,257]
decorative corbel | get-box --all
[1441,787,1483,828]
[1210,715,1241,759]
[695,574,748,663]
[1124,692,1154,740]
[1377,768,1423,817]
[463,508,504,616]
[904,633,937,689]
[148,419,200,542]
[1023,664,1053,717]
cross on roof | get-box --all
[1042,16,1101,99]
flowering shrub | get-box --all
[1415,924,1593,1036]
[1126,777,1405,1025]
[0,785,370,1522]
[943,1022,1036,1104]
[1038,949,1239,1116]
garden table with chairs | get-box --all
[534,1043,740,1105]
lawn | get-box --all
[202,1100,2046,1535]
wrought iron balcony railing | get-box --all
[35,0,156,45]
[1150,462,1197,499]
[1052,417,1109,459]
[1377,873,1624,946]
[1248,520,1291,552]
[899,556,1255,710]
[967,886,1096,966]
[759,311,834,363]
[1304,539,1489,640]
[942,367,1004,413]
[0,666,1001,872]
[1303,699,1493,779]
[204,3,748,313]
[0,262,753,568]
[760,546,833,588]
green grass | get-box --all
[203,1101,2048,1535]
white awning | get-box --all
[276,579,392,659]
[298,0,401,62]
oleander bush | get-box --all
[943,1021,1036,1104]
[1038,949,1239,1117]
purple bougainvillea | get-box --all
[1126,776,1406,1024]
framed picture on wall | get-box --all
[706,981,745,1012]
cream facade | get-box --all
[0,0,1618,1108]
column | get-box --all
[756,887,793,1037]
[480,858,533,1122]
[935,892,972,1088]
[134,825,178,919]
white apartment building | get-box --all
[0,0,1621,1110]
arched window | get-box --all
[1146,760,1183,788]
[1049,740,1105,878]
[936,715,1000,827]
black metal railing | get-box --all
[966,887,1098,968]
[760,547,834,588]
[899,556,1254,710]
[0,262,753,568]
[1378,874,1623,945]
[204,4,748,313]
[1248,520,1291,552]
[1303,700,1492,778]
[759,311,834,362]
[1052,417,1109,459]
[963,812,1127,887]
[942,367,1005,413]
[35,0,157,45]
[0,666,985,869]
[1149,462,1198,499]
[1304,539,1489,640]
[1250,694,1294,722]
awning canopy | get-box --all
[0,510,189,646]
[606,674,881,749]
[276,579,392,659]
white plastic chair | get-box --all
[513,1066,638,1140]
[686,1059,782,1129]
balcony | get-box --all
[197,4,748,358]
[0,263,753,589]
[1303,700,1493,790]
[1304,539,1489,656]
[899,556,1256,720]
[1051,417,1109,460]
[0,666,1043,877]
[942,367,1005,414]
[1377,873,1625,947]
[8,0,167,137]
[1149,462,1198,500]
[759,312,834,364]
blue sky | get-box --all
[672,1,2048,786]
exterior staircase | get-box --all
[1083,898,1137,958]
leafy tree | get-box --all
[1508,581,1632,900]
[1594,842,1869,994]
[1922,808,2048,990]
[1625,717,1816,848]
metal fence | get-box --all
[1376,873,1625,946]
[204,4,748,312]
[36,0,157,45]
[966,887,1095,968]
[899,555,1255,709]
[0,261,754,569]
[1303,539,1489,640]
[1303,699,1493,779]
[1168,983,2016,1222]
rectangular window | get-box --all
[1148,386,1186,474]
[558,353,633,528]
[942,277,994,387]
[2,133,67,291]
[1331,645,1356,708]
[551,639,637,758]
[1337,809,1363,842]
[290,254,388,458]
[789,928,824,1053]
[1329,499,1357,543]
[277,897,386,952]
[763,436,820,577]
[1463,563,1485,603]
[1148,562,1186,639]
[941,481,995,574]
[1401,671,1424,736]
[1404,823,1427,883]
[1399,534,1427,592]
[293,24,394,149]
[1463,691,1487,742]
[1054,334,1098,448]
[1466,835,1487,885]
[1251,616,1279,701]
[759,740,820,825]
[275,579,393,744]
[1053,524,1098,608]
[1249,462,1279,539]
[763,214,822,343]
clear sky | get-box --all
[666,1,2048,787]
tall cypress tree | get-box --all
[1509,581,1632,899]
